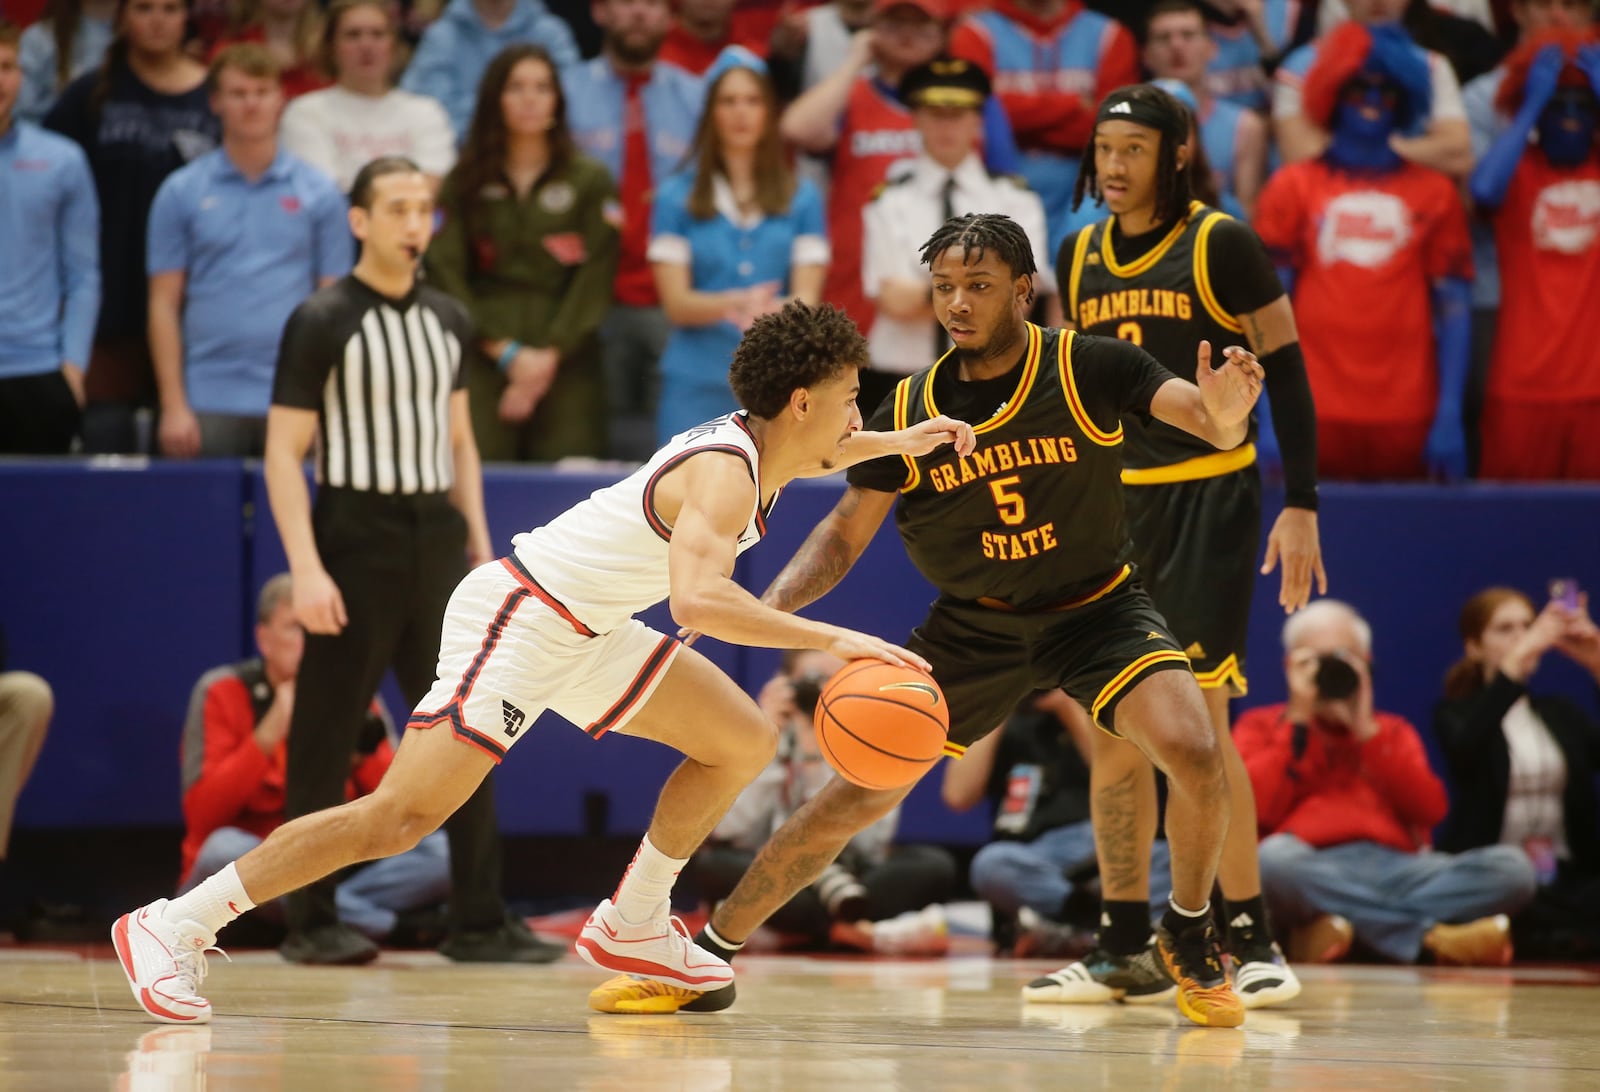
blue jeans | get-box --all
[181,827,452,940]
[1258,834,1538,962]
[969,820,1173,924]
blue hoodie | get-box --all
[400,0,581,140]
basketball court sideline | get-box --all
[4,946,1598,1090]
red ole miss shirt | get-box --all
[824,76,922,336]
[1491,154,1600,403]
[1253,158,1473,424]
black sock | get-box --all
[1160,899,1211,938]
[1099,900,1153,955]
[695,925,742,964]
[1225,894,1268,940]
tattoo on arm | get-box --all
[761,491,865,612]
[1245,312,1267,353]
[1095,770,1145,895]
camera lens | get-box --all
[1313,655,1360,701]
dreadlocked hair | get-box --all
[1072,84,1194,225]
[730,300,868,420]
[918,213,1037,304]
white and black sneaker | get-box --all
[1022,940,1176,1005]
[1227,912,1301,1009]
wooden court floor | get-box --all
[3,948,1598,1090]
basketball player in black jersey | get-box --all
[592,212,1265,1028]
[1026,83,1327,1012]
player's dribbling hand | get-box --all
[898,415,976,458]
[294,567,349,635]
[824,628,932,675]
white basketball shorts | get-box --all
[407,556,680,762]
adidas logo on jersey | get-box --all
[1108,101,1133,114]
[502,699,526,738]
[1185,641,1206,660]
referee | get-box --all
[265,156,558,965]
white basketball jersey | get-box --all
[511,412,778,634]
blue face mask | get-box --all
[1538,89,1598,168]
[1327,73,1403,172]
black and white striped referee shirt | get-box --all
[272,276,472,494]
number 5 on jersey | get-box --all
[990,475,1027,525]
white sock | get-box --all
[164,863,256,935]
[612,835,686,926]
[1169,895,1211,919]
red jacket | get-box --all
[178,659,392,885]
[1233,703,1449,852]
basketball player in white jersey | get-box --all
[113,299,976,1024]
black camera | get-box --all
[1313,654,1360,701]
[791,673,827,718]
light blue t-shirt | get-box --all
[147,148,350,415]
[649,172,828,441]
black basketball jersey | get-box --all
[1064,201,1256,470]
[848,324,1171,610]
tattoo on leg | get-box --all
[1097,770,1144,894]
[716,809,841,931]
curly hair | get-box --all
[1072,84,1193,224]
[730,301,868,420]
[919,213,1038,303]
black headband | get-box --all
[1094,88,1188,144]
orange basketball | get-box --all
[813,659,950,790]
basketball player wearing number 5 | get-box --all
[593,212,1265,1028]
[1035,83,1326,1012]
[111,300,975,1024]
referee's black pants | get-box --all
[284,488,507,936]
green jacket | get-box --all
[426,152,619,359]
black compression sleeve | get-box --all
[1260,341,1318,511]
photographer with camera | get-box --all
[1234,600,1536,967]
[689,649,957,954]
[1434,583,1600,959]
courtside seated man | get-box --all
[594,213,1266,1028]
[110,225,976,1021]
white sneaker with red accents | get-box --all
[574,899,733,991]
[112,900,222,1024]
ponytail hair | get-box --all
[1442,586,1534,701]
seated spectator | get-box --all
[17,0,114,121]
[1236,599,1537,966]
[781,0,1019,345]
[692,650,956,955]
[1435,585,1600,959]
[1274,0,1474,177]
[0,18,100,456]
[399,0,579,142]
[146,44,348,458]
[44,0,218,456]
[652,47,827,440]
[565,0,700,462]
[942,690,1172,961]
[765,0,873,101]
[1460,0,1593,474]
[949,0,1139,254]
[0,622,52,930]
[426,44,619,461]
[658,0,773,76]
[210,0,328,100]
[1253,23,1475,482]
[1199,0,1299,112]
[279,0,456,193]
[178,575,450,943]
[1469,33,1600,481]
[1143,0,1269,219]
[860,56,1053,413]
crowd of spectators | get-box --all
[2,0,1598,477]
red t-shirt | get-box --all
[1491,153,1600,403]
[1253,159,1473,424]
[823,76,922,336]
[656,11,776,76]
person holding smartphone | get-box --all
[1434,581,1600,959]
[1233,599,1538,967]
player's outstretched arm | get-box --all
[794,415,976,478]
[1149,341,1263,451]
[662,455,927,668]
[760,485,897,616]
